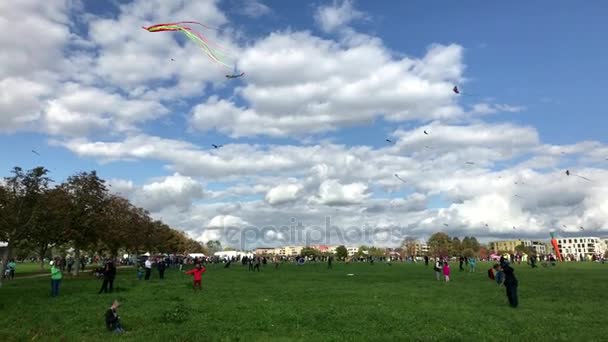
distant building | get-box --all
[254,247,276,255]
[490,240,524,253]
[309,245,330,253]
[414,242,429,256]
[521,240,548,255]
[556,237,607,257]
[346,246,359,256]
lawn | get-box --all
[1,261,607,341]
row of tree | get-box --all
[0,166,206,286]
[405,232,484,258]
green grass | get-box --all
[7,262,51,277]
[1,261,607,341]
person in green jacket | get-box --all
[50,259,63,297]
[7,259,16,279]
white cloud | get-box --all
[191,33,466,137]
[266,183,302,205]
[311,179,370,206]
[132,173,206,212]
[237,0,271,17]
[315,0,366,33]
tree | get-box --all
[62,171,107,275]
[368,247,385,258]
[335,245,348,260]
[206,240,222,254]
[428,232,451,257]
[478,246,489,259]
[462,236,480,252]
[301,247,320,258]
[402,237,417,257]
[462,248,475,258]
[355,245,368,258]
[26,187,71,270]
[0,167,51,286]
[451,237,462,256]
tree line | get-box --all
[0,166,206,285]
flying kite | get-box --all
[211,144,223,149]
[565,169,591,182]
[226,72,244,79]
[423,130,429,135]
[465,161,475,165]
[443,223,449,227]
[31,150,40,156]
[452,86,460,94]
[394,174,406,183]
[385,139,393,143]
[452,85,477,97]
[579,226,585,231]
[142,21,234,70]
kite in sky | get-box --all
[465,161,475,165]
[565,169,591,182]
[452,85,478,97]
[423,130,429,135]
[142,21,234,70]
[212,144,223,149]
[394,174,406,183]
[31,150,40,156]
[385,139,393,143]
[452,86,460,94]
[226,72,244,79]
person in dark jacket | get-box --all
[105,300,124,333]
[459,256,465,271]
[499,262,518,308]
[157,259,166,279]
[107,261,116,292]
[424,255,429,266]
[98,262,111,294]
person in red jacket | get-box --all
[184,263,206,291]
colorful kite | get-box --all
[142,21,234,70]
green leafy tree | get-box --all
[451,237,462,256]
[301,247,320,258]
[0,167,51,286]
[62,171,108,275]
[462,248,475,258]
[428,232,451,257]
[335,245,348,260]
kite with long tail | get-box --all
[142,21,235,70]
[565,169,592,182]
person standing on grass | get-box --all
[468,257,476,273]
[499,262,518,308]
[254,257,261,272]
[50,259,63,297]
[99,262,111,294]
[184,263,206,291]
[144,258,152,280]
[157,258,166,280]
[328,255,333,269]
[137,263,144,280]
[434,258,443,281]
[459,256,465,272]
[443,260,451,282]
[424,255,429,266]
[8,259,16,279]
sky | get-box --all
[1,0,608,249]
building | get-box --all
[490,240,524,253]
[254,247,276,255]
[522,240,548,255]
[309,245,330,253]
[346,246,359,256]
[556,237,607,258]
[414,242,429,256]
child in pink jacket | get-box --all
[443,261,450,282]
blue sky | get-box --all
[1,0,607,245]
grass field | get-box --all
[1,261,607,341]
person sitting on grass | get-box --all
[184,263,206,291]
[105,300,124,333]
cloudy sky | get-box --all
[2,0,607,249]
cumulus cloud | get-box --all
[311,179,370,206]
[266,183,303,205]
[132,173,206,212]
[237,0,271,17]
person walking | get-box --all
[327,255,333,269]
[254,257,261,272]
[50,259,63,297]
[443,260,451,282]
[468,257,476,273]
[459,256,465,271]
[99,262,111,294]
[424,255,429,266]
[7,259,16,279]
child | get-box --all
[184,263,206,291]
[493,264,504,285]
[105,300,124,333]
[137,264,144,280]
[498,262,518,308]
[443,261,450,282]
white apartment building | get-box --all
[522,240,547,255]
[556,237,606,257]
[346,246,359,256]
